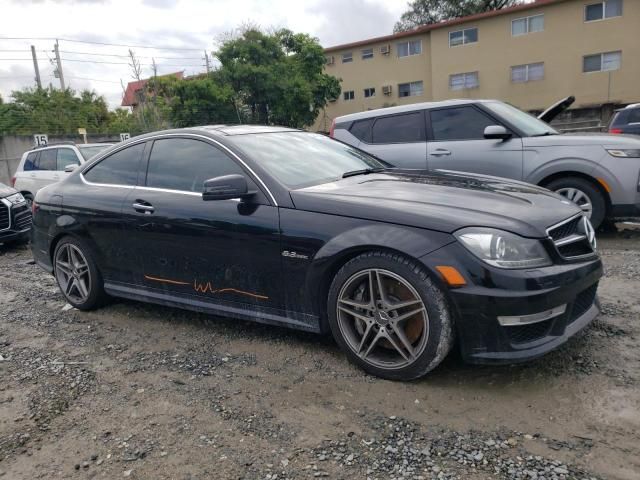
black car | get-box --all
[609,104,640,135]
[31,126,602,380]
[0,182,31,245]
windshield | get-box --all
[231,132,387,188]
[78,144,111,160]
[484,101,559,137]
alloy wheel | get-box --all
[336,269,429,370]
[555,187,593,219]
[55,243,92,304]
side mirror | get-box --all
[202,174,253,201]
[64,164,78,173]
[484,125,512,141]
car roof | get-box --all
[334,99,493,123]
[192,125,299,135]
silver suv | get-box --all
[332,99,640,229]
[13,142,112,206]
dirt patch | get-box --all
[0,228,639,479]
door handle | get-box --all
[132,202,155,214]
[430,149,451,156]
[30,173,36,178]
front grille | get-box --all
[505,319,553,344]
[0,203,9,230]
[547,214,595,260]
[13,208,32,230]
[570,284,598,322]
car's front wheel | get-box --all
[327,251,453,381]
[547,177,606,229]
[53,236,107,310]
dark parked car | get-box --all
[31,126,602,380]
[609,103,640,136]
[0,182,31,245]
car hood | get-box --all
[523,132,640,148]
[537,95,575,123]
[0,183,17,198]
[291,171,581,238]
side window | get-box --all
[146,138,245,193]
[57,148,81,170]
[349,119,373,143]
[430,107,498,141]
[23,152,39,171]
[84,143,145,186]
[628,109,640,124]
[371,112,424,144]
[36,149,57,171]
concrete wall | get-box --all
[0,134,120,186]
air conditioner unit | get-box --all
[382,85,392,96]
[326,55,335,65]
[380,44,391,55]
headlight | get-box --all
[5,192,25,205]
[607,149,640,158]
[455,228,552,269]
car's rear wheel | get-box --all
[327,251,453,381]
[547,177,606,229]
[53,236,106,310]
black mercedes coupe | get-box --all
[31,126,603,380]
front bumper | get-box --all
[0,201,32,244]
[422,242,603,365]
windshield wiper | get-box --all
[531,131,558,137]
[342,167,386,178]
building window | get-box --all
[583,51,621,72]
[511,63,544,83]
[364,87,376,98]
[342,52,353,63]
[398,81,424,97]
[449,72,479,90]
[585,0,622,21]
[449,28,478,47]
[343,90,355,101]
[397,40,422,57]
[512,14,544,35]
[362,48,374,60]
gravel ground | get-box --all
[0,226,639,480]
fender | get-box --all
[525,156,600,186]
[301,223,454,322]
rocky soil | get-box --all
[0,226,639,479]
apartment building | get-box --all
[315,0,639,131]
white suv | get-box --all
[13,143,112,205]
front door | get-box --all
[427,105,524,181]
[123,136,283,312]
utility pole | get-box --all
[204,50,211,74]
[30,45,42,89]
[53,39,66,90]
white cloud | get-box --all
[0,0,406,108]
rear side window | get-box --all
[371,112,425,144]
[37,149,57,171]
[56,149,80,170]
[84,143,145,186]
[628,109,640,124]
[349,119,373,143]
[23,152,39,171]
[430,107,497,141]
[146,138,245,193]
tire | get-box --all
[22,193,34,209]
[327,251,454,381]
[546,177,606,229]
[53,236,107,310]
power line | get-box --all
[0,36,204,51]
[63,76,125,84]
[0,58,34,61]
[58,50,203,60]
[60,57,205,67]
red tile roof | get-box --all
[121,71,184,107]
[324,0,567,53]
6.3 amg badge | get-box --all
[282,250,309,260]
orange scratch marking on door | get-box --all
[144,274,268,300]
[144,274,191,285]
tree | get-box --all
[394,0,522,32]
[215,27,341,128]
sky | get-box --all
[0,0,407,109]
